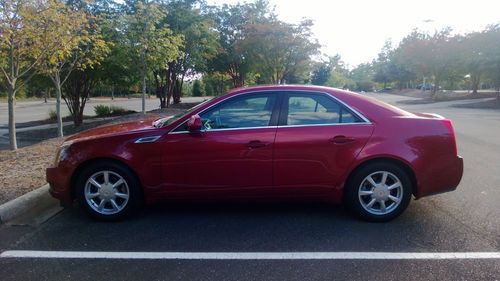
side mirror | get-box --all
[187,114,202,131]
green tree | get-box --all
[208,1,273,88]
[397,28,458,96]
[1,0,39,150]
[202,72,228,96]
[325,55,350,88]
[61,0,112,126]
[481,25,500,100]
[244,19,320,84]
[389,49,417,90]
[397,30,433,90]
[192,79,203,96]
[37,0,92,137]
[373,40,393,89]
[94,0,137,99]
[123,0,182,112]
[0,0,75,149]
[311,61,332,86]
[163,0,218,105]
[349,63,375,91]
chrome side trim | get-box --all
[134,136,161,143]
[169,126,278,135]
[168,89,372,135]
[168,130,190,135]
[277,122,372,129]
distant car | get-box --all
[376,87,392,93]
[47,85,463,222]
[416,83,433,90]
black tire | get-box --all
[344,162,412,222]
[75,161,142,221]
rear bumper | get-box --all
[46,166,73,204]
[416,155,464,198]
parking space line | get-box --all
[2,251,500,260]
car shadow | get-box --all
[15,198,496,253]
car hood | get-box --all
[64,118,158,144]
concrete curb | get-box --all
[0,184,52,224]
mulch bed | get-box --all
[396,92,496,105]
[452,98,500,109]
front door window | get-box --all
[200,94,277,130]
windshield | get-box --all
[152,98,214,128]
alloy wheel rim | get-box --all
[84,171,130,215]
[358,171,403,215]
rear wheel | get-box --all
[345,162,412,222]
[76,162,142,220]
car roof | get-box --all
[225,85,413,122]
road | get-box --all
[0,96,209,127]
[0,93,499,280]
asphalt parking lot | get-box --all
[0,93,499,280]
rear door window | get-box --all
[283,93,362,126]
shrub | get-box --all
[94,104,130,117]
[48,109,58,120]
[94,104,112,116]
[109,105,128,114]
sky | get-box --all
[208,0,500,68]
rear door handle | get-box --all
[330,135,356,144]
[247,140,268,149]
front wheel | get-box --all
[76,162,142,221]
[345,162,412,222]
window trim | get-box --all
[168,90,371,134]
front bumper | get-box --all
[46,166,73,204]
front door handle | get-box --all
[247,140,268,149]
[330,135,356,145]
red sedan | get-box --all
[46,85,463,222]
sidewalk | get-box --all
[0,117,115,135]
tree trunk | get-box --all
[165,63,177,108]
[471,74,480,95]
[74,112,83,126]
[173,79,181,104]
[154,71,167,109]
[63,70,94,127]
[140,43,147,114]
[496,87,500,103]
[431,75,441,99]
[220,76,224,95]
[141,71,146,114]
[230,73,244,88]
[8,85,17,151]
[159,86,166,108]
[173,72,186,104]
[55,77,64,138]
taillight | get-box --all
[442,119,458,155]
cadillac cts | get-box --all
[46,85,463,222]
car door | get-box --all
[159,92,280,198]
[273,91,374,199]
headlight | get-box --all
[54,145,70,165]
